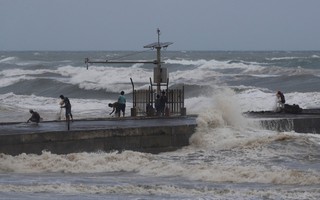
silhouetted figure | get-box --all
[27,109,40,123]
[60,95,73,122]
[118,91,126,117]
[159,91,168,116]
[276,91,285,112]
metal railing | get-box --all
[131,87,185,117]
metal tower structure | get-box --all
[85,28,173,94]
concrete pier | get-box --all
[259,117,320,133]
[3,109,319,156]
[0,116,197,155]
[245,109,320,133]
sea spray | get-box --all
[190,87,259,149]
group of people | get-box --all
[27,94,73,124]
[109,90,168,117]
[27,91,127,124]
[155,90,168,116]
[145,90,168,117]
[26,90,288,123]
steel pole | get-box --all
[156,46,161,94]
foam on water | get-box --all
[57,65,152,92]
[1,55,320,96]
[1,133,319,185]
[1,51,320,199]
[0,56,45,66]
[0,56,17,63]
[1,87,319,188]
[0,68,54,76]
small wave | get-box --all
[166,58,265,72]
[0,56,17,63]
[1,146,320,185]
[266,56,302,61]
[0,150,152,173]
[0,76,34,88]
[165,58,207,66]
[0,68,54,77]
[57,65,151,91]
[0,68,58,88]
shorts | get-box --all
[65,107,72,117]
[119,104,125,113]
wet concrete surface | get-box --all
[244,108,320,119]
[0,116,198,136]
[244,109,320,133]
[0,116,198,155]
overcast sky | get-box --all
[1,0,320,51]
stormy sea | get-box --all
[0,51,320,199]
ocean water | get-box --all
[0,51,320,199]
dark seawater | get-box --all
[0,51,320,199]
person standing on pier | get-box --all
[118,91,126,117]
[160,90,168,116]
[155,94,161,116]
[276,91,285,112]
[60,95,73,122]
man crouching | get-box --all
[108,102,121,117]
[27,109,41,124]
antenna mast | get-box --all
[85,28,173,94]
[143,28,173,94]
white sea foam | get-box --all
[170,69,222,85]
[165,58,207,66]
[1,139,319,186]
[0,76,34,88]
[183,88,320,184]
[0,68,54,76]
[0,68,58,89]
[1,59,318,93]
[0,64,150,92]
[266,56,302,61]
[188,87,263,149]
[0,181,318,199]
[0,151,151,173]
[0,56,45,66]
[56,65,152,92]
[166,58,265,72]
[0,88,320,189]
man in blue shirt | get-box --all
[118,91,126,117]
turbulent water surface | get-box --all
[0,51,320,199]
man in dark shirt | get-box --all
[159,91,168,116]
[108,102,121,117]
[60,95,73,121]
[276,91,285,112]
[27,109,40,123]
